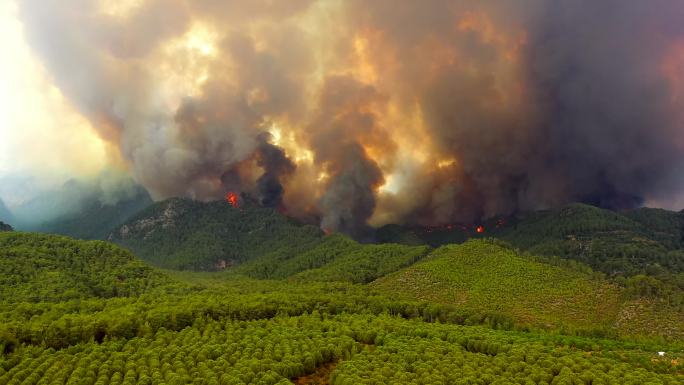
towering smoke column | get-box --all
[17,0,684,236]
[308,76,387,238]
[254,133,296,208]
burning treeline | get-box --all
[18,0,684,237]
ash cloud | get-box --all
[348,0,684,224]
[254,133,296,208]
[16,0,684,236]
[307,76,387,237]
[523,0,684,210]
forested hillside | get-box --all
[110,198,325,270]
[496,204,684,277]
[1,232,683,384]
[0,221,12,232]
[373,239,684,340]
[110,198,433,282]
[373,240,620,332]
[235,234,430,283]
[4,203,684,383]
[93,197,684,288]
[0,232,167,302]
[378,203,684,278]
[106,199,684,336]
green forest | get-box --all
[1,201,684,384]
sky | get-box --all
[0,0,110,204]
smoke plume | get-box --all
[16,0,684,235]
[254,133,296,208]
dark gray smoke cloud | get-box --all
[351,0,684,225]
[308,76,387,238]
[254,133,296,208]
[16,0,684,236]
[523,0,684,210]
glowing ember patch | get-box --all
[476,225,485,234]
[323,228,332,235]
[225,192,239,208]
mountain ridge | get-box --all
[0,221,12,232]
[378,203,684,277]
[0,198,14,224]
[31,185,152,240]
[109,197,325,270]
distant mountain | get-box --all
[0,198,14,224]
[0,232,167,302]
[0,221,12,232]
[377,203,684,277]
[496,204,684,276]
[34,185,152,240]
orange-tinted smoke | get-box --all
[17,0,684,236]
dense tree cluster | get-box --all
[1,314,682,385]
[110,199,326,271]
[372,240,630,336]
[0,233,167,302]
[2,219,684,384]
[378,203,684,278]
[333,319,684,385]
[0,315,358,385]
[0,280,526,353]
[110,199,431,282]
[495,204,684,277]
[238,234,430,283]
[378,203,684,323]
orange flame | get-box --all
[476,225,485,234]
[225,192,239,208]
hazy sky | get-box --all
[0,0,109,187]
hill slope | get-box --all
[0,232,167,302]
[378,203,684,277]
[1,232,683,384]
[235,233,430,283]
[110,198,325,270]
[372,239,684,339]
[111,198,431,281]
[372,240,621,333]
[496,204,684,276]
[0,222,12,232]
